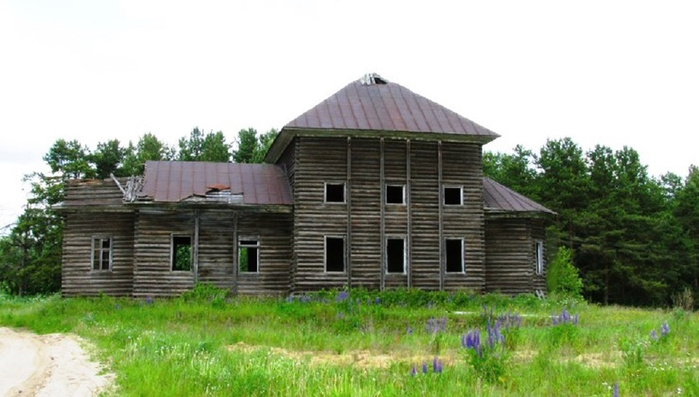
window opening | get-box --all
[172,235,192,271]
[239,239,260,273]
[445,239,464,273]
[535,241,544,275]
[325,183,345,203]
[92,237,112,271]
[386,238,405,273]
[386,185,405,204]
[325,236,345,272]
[444,186,462,205]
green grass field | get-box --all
[1,286,697,396]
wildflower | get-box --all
[335,291,349,302]
[410,366,417,377]
[462,329,482,356]
[613,382,619,397]
[285,296,294,303]
[432,357,443,374]
[145,296,154,305]
[551,308,578,326]
[422,362,428,374]
[650,329,658,341]
[406,325,413,335]
[374,297,381,305]
[661,321,670,337]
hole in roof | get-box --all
[360,73,388,86]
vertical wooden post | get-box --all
[232,213,238,295]
[193,209,200,285]
[438,141,444,291]
[379,138,385,291]
[346,137,352,288]
[406,139,412,289]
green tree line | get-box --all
[0,127,277,295]
[485,138,698,306]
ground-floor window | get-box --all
[238,238,260,273]
[325,236,345,272]
[386,238,405,273]
[535,241,544,275]
[91,236,112,271]
[171,235,192,271]
[445,238,464,273]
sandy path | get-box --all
[0,327,114,396]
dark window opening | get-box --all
[92,237,112,271]
[444,187,462,205]
[239,239,260,273]
[445,239,463,273]
[325,237,345,272]
[386,185,405,204]
[325,183,345,203]
[172,236,192,271]
[386,238,405,273]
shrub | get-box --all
[546,247,583,299]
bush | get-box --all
[546,247,583,299]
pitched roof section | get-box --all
[285,73,500,138]
[140,161,292,205]
[483,177,555,215]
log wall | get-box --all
[134,209,292,297]
[484,217,540,295]
[62,212,135,296]
[291,136,486,293]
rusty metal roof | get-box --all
[285,73,500,139]
[483,177,555,215]
[140,161,292,205]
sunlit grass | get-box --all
[0,287,697,396]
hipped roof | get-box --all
[139,161,292,205]
[266,73,500,162]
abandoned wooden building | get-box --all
[57,73,555,297]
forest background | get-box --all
[0,128,696,307]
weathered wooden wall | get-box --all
[61,179,135,296]
[133,209,292,297]
[484,217,536,295]
[441,142,485,291]
[293,136,349,291]
[133,211,195,297]
[62,212,135,296]
[290,136,486,293]
[349,138,381,289]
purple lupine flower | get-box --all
[462,329,482,355]
[422,362,428,374]
[613,382,619,397]
[650,329,658,340]
[660,321,670,337]
[374,297,381,305]
[406,325,413,335]
[573,314,579,325]
[432,357,443,374]
[335,291,349,302]
[285,296,294,303]
[410,366,417,377]
[145,296,154,305]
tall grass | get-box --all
[0,287,697,396]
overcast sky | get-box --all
[1,0,698,231]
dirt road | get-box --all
[0,327,113,396]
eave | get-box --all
[265,127,498,164]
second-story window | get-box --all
[325,183,345,203]
[386,185,405,204]
[443,186,463,205]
